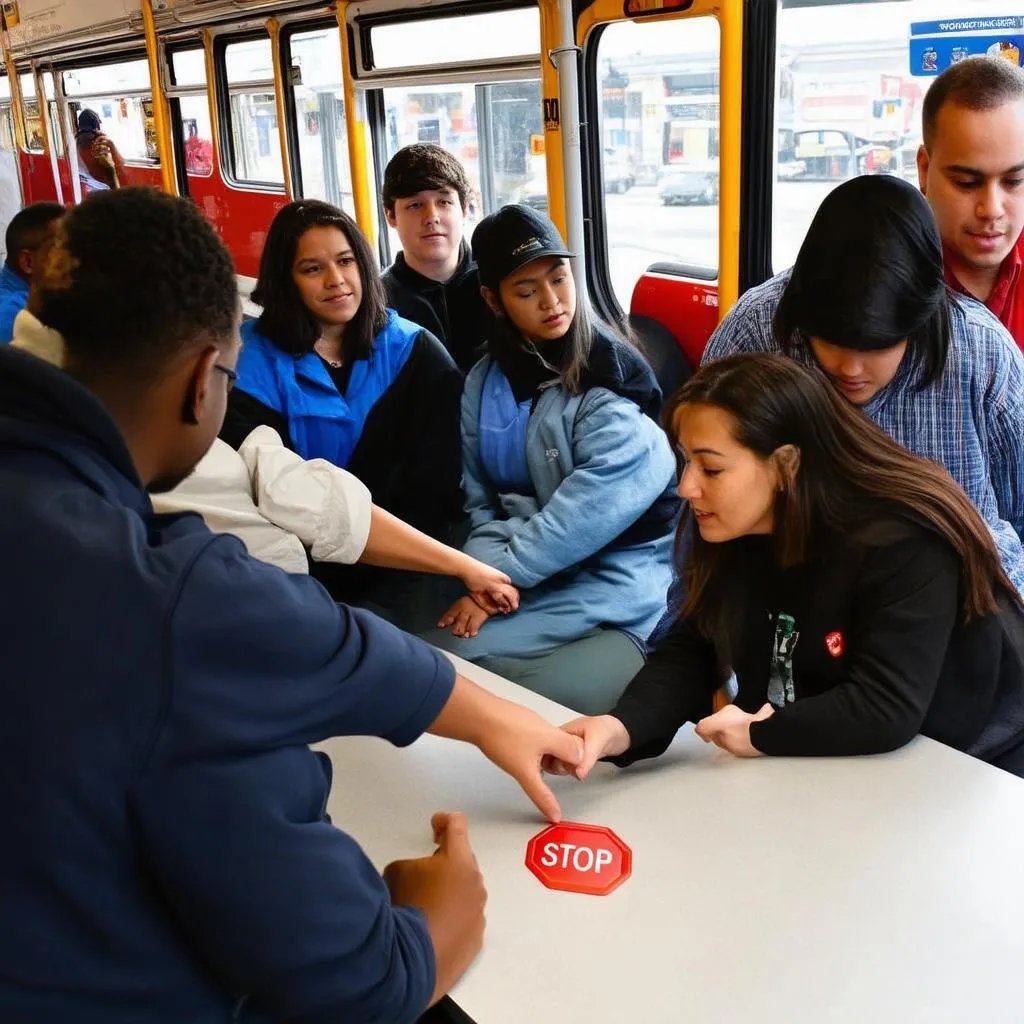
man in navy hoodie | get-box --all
[0,187,580,1023]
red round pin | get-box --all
[525,821,632,896]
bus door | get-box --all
[577,0,744,388]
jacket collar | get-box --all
[0,262,29,300]
[0,314,147,513]
[389,239,475,290]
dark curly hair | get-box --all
[251,200,387,362]
[381,144,471,213]
[35,187,237,380]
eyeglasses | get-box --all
[214,363,237,391]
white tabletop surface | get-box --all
[318,655,1024,1024]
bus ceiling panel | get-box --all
[5,0,141,62]
[156,0,331,28]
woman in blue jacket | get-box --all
[427,205,679,712]
[223,200,465,623]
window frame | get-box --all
[582,18,724,326]
[56,50,161,167]
[280,18,345,202]
[214,30,288,193]
[353,0,540,81]
[166,42,218,193]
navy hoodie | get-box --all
[0,344,455,1022]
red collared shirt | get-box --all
[945,236,1024,351]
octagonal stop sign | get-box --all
[525,821,632,896]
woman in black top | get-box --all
[547,353,1024,778]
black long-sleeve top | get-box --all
[611,518,1024,768]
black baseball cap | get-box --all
[472,204,575,289]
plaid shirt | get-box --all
[703,271,1024,592]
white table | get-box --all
[318,655,1024,1024]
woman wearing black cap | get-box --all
[425,204,680,712]
[698,173,1024,594]
[75,109,128,193]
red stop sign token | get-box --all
[525,821,632,896]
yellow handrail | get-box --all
[3,46,27,153]
[336,2,375,244]
[717,0,742,319]
[538,0,567,240]
[266,17,294,198]
[202,28,224,180]
[141,0,177,194]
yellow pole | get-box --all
[539,0,567,239]
[717,0,743,319]
[202,28,223,176]
[3,48,26,152]
[266,17,294,198]
[141,0,176,194]
[336,2,374,244]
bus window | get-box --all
[170,49,214,178]
[379,78,545,258]
[224,37,284,187]
[0,106,12,152]
[43,73,63,157]
[772,0,1014,272]
[369,8,540,69]
[595,16,721,309]
[288,27,354,211]
[21,73,44,153]
[62,59,159,164]
[0,74,13,152]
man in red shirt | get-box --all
[918,55,1024,349]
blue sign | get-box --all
[909,14,1024,77]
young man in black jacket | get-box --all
[382,144,492,373]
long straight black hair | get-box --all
[487,258,640,395]
[252,199,387,361]
[773,175,951,388]
[664,353,1015,637]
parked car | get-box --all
[659,161,719,206]
[604,149,635,194]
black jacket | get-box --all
[611,517,1024,771]
[383,242,492,373]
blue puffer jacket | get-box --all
[451,350,678,659]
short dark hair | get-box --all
[251,200,387,361]
[5,201,64,267]
[923,55,1024,150]
[35,187,237,381]
[381,144,471,213]
[774,174,949,388]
